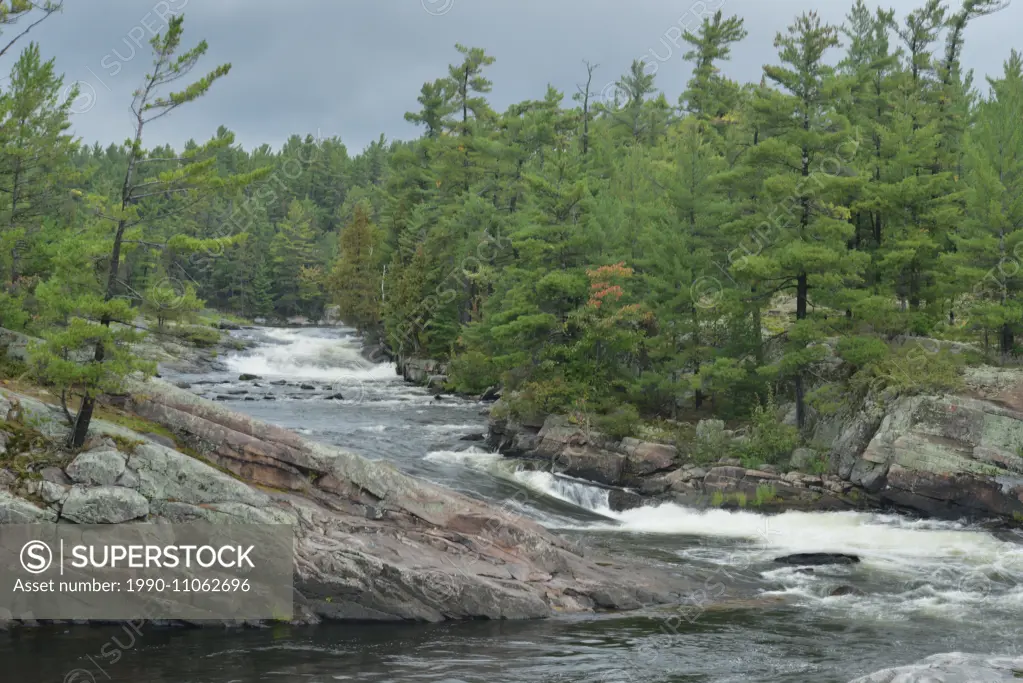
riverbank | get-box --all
[0,327,701,628]
[483,366,1023,527]
[4,325,1023,683]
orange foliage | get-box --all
[585,262,634,310]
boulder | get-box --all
[129,443,272,508]
[845,394,1023,520]
[0,468,15,489]
[459,433,486,442]
[555,445,626,486]
[61,486,149,524]
[789,448,817,471]
[39,467,71,486]
[849,653,1023,683]
[773,553,860,566]
[28,480,68,505]
[0,491,56,522]
[65,448,127,486]
[238,373,261,381]
[626,442,677,476]
[607,488,645,511]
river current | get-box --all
[4,326,1022,682]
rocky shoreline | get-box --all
[484,367,1023,527]
[487,414,877,515]
[0,367,698,628]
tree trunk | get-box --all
[795,272,808,429]
[69,393,95,448]
[1001,322,1014,360]
[794,375,805,430]
[796,273,808,320]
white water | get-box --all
[503,460,1023,624]
[222,327,1023,630]
[226,328,396,381]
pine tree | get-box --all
[737,12,867,427]
[329,202,381,331]
[943,50,1023,359]
[270,199,321,319]
[680,10,748,121]
[32,14,266,447]
[0,42,76,286]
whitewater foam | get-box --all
[226,328,396,381]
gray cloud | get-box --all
[8,0,1022,154]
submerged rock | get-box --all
[238,373,261,381]
[848,652,1023,682]
[774,553,861,566]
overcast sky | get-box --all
[7,0,1022,155]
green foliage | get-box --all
[27,307,157,420]
[329,202,382,331]
[737,393,800,468]
[171,324,221,348]
[806,382,847,416]
[836,336,890,370]
[447,350,499,395]
[850,342,966,396]
[753,484,780,506]
[593,403,640,440]
[0,3,1016,452]
[141,277,204,330]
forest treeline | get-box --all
[0,0,1019,444]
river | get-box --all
[4,326,1022,682]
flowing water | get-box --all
[5,327,1022,683]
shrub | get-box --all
[835,335,889,370]
[172,324,221,348]
[594,403,640,440]
[738,392,799,468]
[448,350,499,395]
[753,484,780,506]
[850,341,965,396]
[506,378,582,420]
